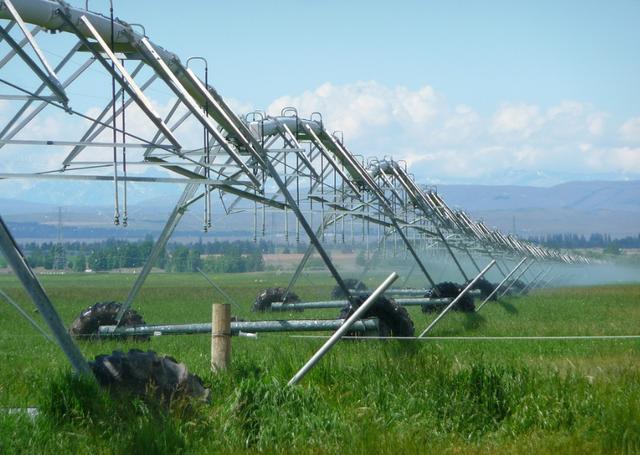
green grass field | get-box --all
[0,272,639,454]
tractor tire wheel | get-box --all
[331,278,367,299]
[90,349,210,403]
[252,288,300,312]
[506,279,527,295]
[422,281,475,313]
[69,301,149,340]
[339,294,414,337]
[471,278,497,301]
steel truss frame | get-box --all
[0,0,587,365]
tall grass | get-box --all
[0,274,638,453]
[1,347,637,454]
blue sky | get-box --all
[1,0,639,205]
[102,0,639,116]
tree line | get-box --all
[527,233,640,249]
[12,237,274,273]
[4,232,637,272]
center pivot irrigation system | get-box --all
[0,0,588,379]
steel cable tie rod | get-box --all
[0,289,53,343]
[290,335,640,341]
[196,268,243,314]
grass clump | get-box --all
[1,347,638,454]
[0,371,208,454]
[0,275,639,453]
[39,372,109,426]
[228,377,343,451]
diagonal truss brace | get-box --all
[0,0,68,105]
[57,12,181,152]
[0,40,82,141]
[136,37,262,188]
[0,24,68,106]
[0,215,92,376]
[0,24,40,69]
[61,62,150,166]
[327,135,438,289]
[0,52,92,146]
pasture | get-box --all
[0,272,639,453]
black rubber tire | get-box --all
[507,279,528,295]
[252,287,300,312]
[471,278,497,301]
[331,278,367,299]
[69,301,149,340]
[339,295,414,337]
[90,349,210,403]
[422,281,475,313]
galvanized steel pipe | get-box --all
[99,318,380,337]
[270,297,452,311]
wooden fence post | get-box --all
[211,303,231,372]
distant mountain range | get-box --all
[0,180,638,241]
[436,180,640,237]
[436,180,640,212]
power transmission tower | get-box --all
[53,207,66,272]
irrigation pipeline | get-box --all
[288,335,640,341]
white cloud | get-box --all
[0,112,77,173]
[226,97,254,118]
[1,78,639,193]
[620,117,640,143]
[268,81,441,139]
[263,82,639,184]
[583,146,640,173]
[489,101,607,143]
[587,113,607,136]
[612,147,640,172]
[0,93,210,183]
[432,104,482,145]
[490,104,542,139]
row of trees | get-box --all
[528,233,640,249]
[6,232,637,272]
[162,245,264,273]
[17,237,270,273]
